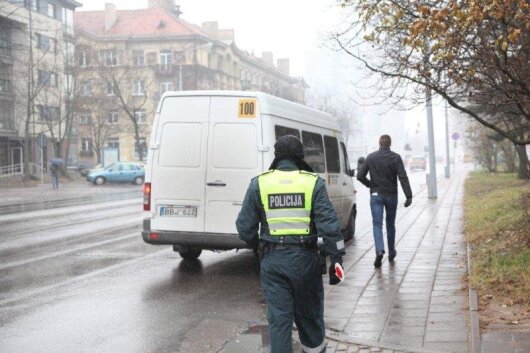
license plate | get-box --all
[160,206,197,217]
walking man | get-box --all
[236,135,345,353]
[50,163,60,189]
[357,135,412,268]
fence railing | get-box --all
[0,163,24,178]
[0,163,49,180]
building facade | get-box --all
[74,0,306,166]
[0,0,81,173]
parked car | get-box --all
[410,156,427,171]
[87,162,145,185]
[80,163,101,177]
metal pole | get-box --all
[444,99,450,178]
[426,87,437,198]
[179,61,183,91]
[40,146,44,185]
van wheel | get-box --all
[345,205,356,242]
[178,247,202,260]
[133,176,144,185]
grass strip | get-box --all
[464,172,530,308]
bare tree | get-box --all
[93,45,157,162]
[333,0,530,178]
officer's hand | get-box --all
[404,198,412,207]
[329,262,344,285]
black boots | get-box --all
[374,251,384,268]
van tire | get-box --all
[134,176,144,185]
[345,205,356,242]
[94,176,106,185]
[178,247,202,260]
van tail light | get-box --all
[143,182,151,211]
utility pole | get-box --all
[444,99,450,178]
[426,86,437,198]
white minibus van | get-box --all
[142,91,357,259]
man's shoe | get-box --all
[389,250,397,262]
[374,252,384,268]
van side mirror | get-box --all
[348,169,355,177]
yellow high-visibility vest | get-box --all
[258,170,318,236]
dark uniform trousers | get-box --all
[260,247,326,353]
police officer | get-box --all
[236,135,345,353]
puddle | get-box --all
[218,325,302,353]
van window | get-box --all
[340,142,351,175]
[324,136,340,173]
[301,131,325,173]
[159,123,202,167]
[275,125,300,140]
[212,123,257,169]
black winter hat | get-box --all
[274,135,304,161]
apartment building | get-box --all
[0,0,81,172]
[74,0,306,165]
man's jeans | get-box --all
[370,194,398,255]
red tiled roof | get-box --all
[75,8,206,38]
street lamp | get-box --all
[178,42,213,91]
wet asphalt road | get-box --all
[0,168,430,353]
[0,190,264,353]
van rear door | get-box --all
[204,96,262,234]
[151,96,210,233]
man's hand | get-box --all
[329,261,344,285]
[404,197,412,207]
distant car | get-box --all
[80,163,101,177]
[410,156,427,171]
[86,162,145,185]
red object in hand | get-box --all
[334,263,345,282]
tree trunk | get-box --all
[515,144,529,179]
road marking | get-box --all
[0,247,170,307]
[0,198,141,223]
[0,230,141,270]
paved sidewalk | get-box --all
[318,170,469,353]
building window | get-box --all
[62,7,74,35]
[102,49,117,66]
[38,70,57,87]
[107,138,119,149]
[36,33,56,52]
[107,111,119,125]
[134,138,147,160]
[134,109,146,124]
[160,50,172,71]
[106,81,115,95]
[0,103,14,129]
[0,78,10,93]
[47,3,56,18]
[160,81,173,93]
[0,25,11,57]
[133,80,145,96]
[81,138,91,152]
[79,113,90,125]
[0,64,11,94]
[80,80,91,96]
[132,50,144,66]
[79,51,90,67]
[64,41,75,67]
[39,106,59,121]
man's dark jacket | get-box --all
[357,146,412,198]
